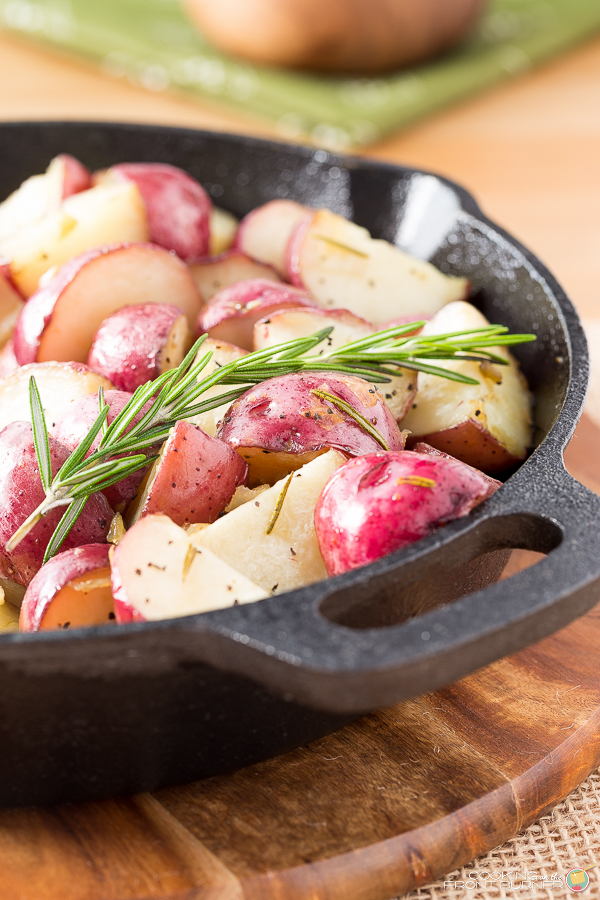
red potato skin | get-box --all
[134,420,248,526]
[52,390,153,513]
[111,552,146,624]
[0,340,18,378]
[234,199,310,278]
[188,250,281,301]
[197,278,316,350]
[412,441,501,498]
[0,422,113,585]
[286,211,314,288]
[106,163,211,260]
[406,419,524,474]
[59,154,92,199]
[0,548,26,588]
[19,543,111,632]
[13,245,118,365]
[315,450,499,576]
[12,243,202,366]
[87,303,187,392]
[218,372,405,458]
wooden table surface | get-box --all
[1,29,599,323]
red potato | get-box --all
[412,441,502,496]
[51,390,154,513]
[19,544,114,632]
[210,206,238,255]
[0,422,113,585]
[252,306,419,422]
[96,163,211,260]
[126,420,248,527]
[13,243,203,365]
[185,337,249,436]
[0,154,91,252]
[0,267,24,349]
[401,301,533,473]
[189,250,281,301]
[3,181,150,298]
[87,303,192,392]
[218,372,405,485]
[111,514,267,623]
[315,450,499,576]
[0,361,113,434]
[197,278,315,350]
[234,199,310,278]
[0,341,18,379]
[287,209,470,324]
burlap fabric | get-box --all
[393,768,600,899]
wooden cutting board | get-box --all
[1,415,599,900]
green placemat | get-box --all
[1,0,600,148]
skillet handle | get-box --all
[197,458,600,714]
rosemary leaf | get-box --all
[29,377,51,492]
[266,473,294,535]
[310,388,390,450]
[43,497,87,564]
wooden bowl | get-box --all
[183,0,486,74]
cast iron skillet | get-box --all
[0,122,599,808]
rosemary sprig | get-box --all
[9,320,535,561]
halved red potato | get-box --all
[0,422,113,585]
[412,442,502,495]
[194,449,346,594]
[287,209,470,324]
[51,390,154,514]
[234,199,309,278]
[0,361,113,434]
[87,303,192,392]
[95,163,211,260]
[111,514,267,623]
[210,206,238,256]
[217,372,405,485]
[252,306,418,422]
[401,301,533,473]
[197,278,315,350]
[185,338,249,437]
[189,250,281,301]
[3,181,150,298]
[126,420,248,527]
[0,154,91,254]
[315,450,500,577]
[0,341,18,379]
[19,544,114,632]
[13,243,203,365]
[0,267,24,349]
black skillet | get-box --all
[0,121,599,808]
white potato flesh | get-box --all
[236,199,309,277]
[0,155,72,249]
[0,597,20,633]
[0,362,113,433]
[186,338,249,436]
[5,182,150,297]
[290,209,469,324]
[400,301,532,458]
[112,514,267,621]
[0,273,24,349]
[252,306,417,421]
[189,252,281,302]
[194,449,346,594]
[209,206,239,256]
